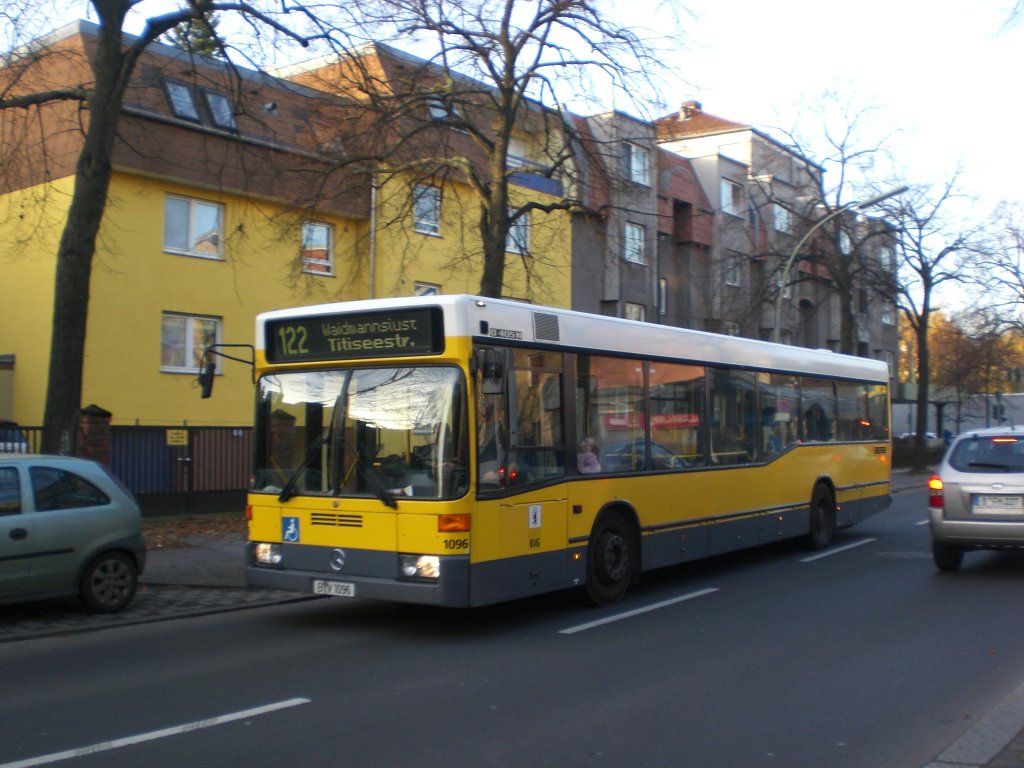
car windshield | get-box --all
[252,366,468,501]
[948,435,1024,473]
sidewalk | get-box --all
[0,514,307,644]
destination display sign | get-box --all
[265,307,444,363]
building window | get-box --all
[164,81,199,121]
[623,223,646,265]
[301,221,333,275]
[202,90,236,130]
[507,137,529,170]
[879,246,893,270]
[413,184,441,236]
[881,302,894,325]
[624,302,645,322]
[164,195,224,259]
[839,230,853,255]
[658,278,668,317]
[161,312,220,373]
[720,179,743,216]
[725,252,741,286]
[774,203,792,233]
[426,95,461,122]
[414,282,440,296]
[426,95,447,120]
[507,211,529,254]
[623,142,649,185]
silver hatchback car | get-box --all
[928,427,1024,571]
[0,455,146,611]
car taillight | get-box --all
[928,474,943,509]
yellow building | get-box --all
[0,23,573,430]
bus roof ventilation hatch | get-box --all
[533,312,560,342]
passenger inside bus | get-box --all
[577,435,602,473]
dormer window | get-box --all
[427,95,447,120]
[164,80,199,121]
[203,90,236,130]
[426,94,461,122]
[162,79,236,130]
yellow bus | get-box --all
[241,295,891,606]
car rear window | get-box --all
[30,467,111,510]
[948,435,1024,473]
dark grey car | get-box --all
[0,455,146,611]
[928,427,1024,571]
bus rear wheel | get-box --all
[585,513,635,606]
[806,484,836,550]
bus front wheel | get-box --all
[585,513,635,606]
[806,484,836,550]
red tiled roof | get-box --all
[654,100,752,141]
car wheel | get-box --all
[806,484,836,550]
[80,552,138,613]
[585,513,635,606]
[932,542,964,572]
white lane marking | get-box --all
[800,538,877,562]
[916,519,930,526]
[559,588,719,635]
[0,698,311,768]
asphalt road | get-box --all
[2,486,1024,768]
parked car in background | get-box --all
[0,421,28,453]
[0,455,146,611]
[928,426,1024,571]
[895,431,947,464]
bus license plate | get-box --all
[974,495,1024,514]
[312,579,355,597]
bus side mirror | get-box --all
[476,348,506,395]
[198,360,216,399]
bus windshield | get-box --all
[253,366,468,501]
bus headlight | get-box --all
[400,555,440,580]
[254,542,282,565]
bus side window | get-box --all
[800,377,836,442]
[576,354,644,473]
[709,368,756,465]
[509,350,565,484]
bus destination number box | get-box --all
[266,307,444,363]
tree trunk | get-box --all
[40,11,129,453]
[912,311,932,472]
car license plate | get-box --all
[973,495,1024,514]
[312,579,355,597]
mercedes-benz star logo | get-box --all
[329,548,346,572]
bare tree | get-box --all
[767,92,901,354]
[295,0,667,298]
[0,0,320,453]
[929,309,1014,432]
[976,203,1024,332]
[882,176,986,470]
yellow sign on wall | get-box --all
[165,429,188,446]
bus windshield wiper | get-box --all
[278,432,329,503]
[360,460,398,509]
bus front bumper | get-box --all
[245,542,470,607]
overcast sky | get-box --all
[649,0,1022,212]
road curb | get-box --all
[924,680,1024,767]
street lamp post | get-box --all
[771,186,908,344]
